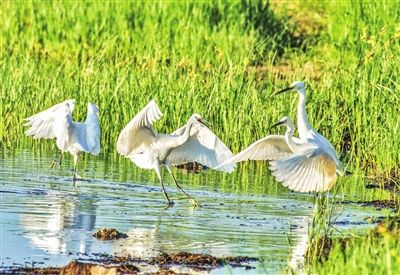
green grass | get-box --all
[307,216,400,274]
[2,1,398,178]
[1,0,398,199]
[1,1,398,187]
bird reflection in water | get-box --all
[20,190,97,254]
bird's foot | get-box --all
[50,160,61,168]
[73,173,83,181]
[189,198,199,208]
[163,200,174,209]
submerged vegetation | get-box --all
[1,0,400,273]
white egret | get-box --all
[116,100,235,206]
[216,112,342,192]
[269,116,341,192]
[218,81,344,192]
[24,99,101,181]
[273,81,344,170]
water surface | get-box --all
[0,149,381,273]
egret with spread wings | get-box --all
[24,99,101,182]
[216,80,344,192]
[268,116,340,192]
[217,114,341,192]
[116,100,235,207]
[271,81,344,191]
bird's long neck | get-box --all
[297,91,312,138]
[284,123,297,152]
[85,108,99,125]
[176,120,195,146]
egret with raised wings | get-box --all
[216,81,344,192]
[24,99,101,182]
[269,116,341,192]
[116,100,235,207]
[272,81,344,171]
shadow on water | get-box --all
[0,149,387,273]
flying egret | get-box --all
[116,100,235,206]
[24,99,101,182]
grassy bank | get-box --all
[2,1,399,177]
[307,215,400,274]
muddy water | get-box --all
[0,149,381,274]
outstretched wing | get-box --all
[269,148,338,193]
[167,122,236,173]
[84,103,101,156]
[215,135,295,170]
[24,99,75,139]
[116,100,163,156]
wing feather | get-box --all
[24,99,75,139]
[117,100,162,156]
[84,103,101,155]
[215,135,295,170]
[167,122,236,173]
[269,149,337,192]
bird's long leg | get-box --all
[165,166,198,207]
[73,154,78,187]
[155,165,173,206]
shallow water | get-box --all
[0,149,382,274]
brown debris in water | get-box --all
[6,260,140,275]
[339,199,399,211]
[365,165,400,192]
[176,162,208,173]
[93,228,128,240]
[149,252,257,271]
[5,252,257,274]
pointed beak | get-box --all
[271,86,293,96]
[197,118,210,126]
[270,121,284,129]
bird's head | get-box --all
[87,103,99,115]
[190,113,208,125]
[273,81,306,96]
[64,103,72,113]
[270,116,294,129]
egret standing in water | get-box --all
[116,100,235,207]
[24,99,101,182]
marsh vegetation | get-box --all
[1,0,399,273]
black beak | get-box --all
[272,86,293,96]
[197,118,210,126]
[270,121,284,129]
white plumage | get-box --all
[24,99,101,181]
[270,81,344,192]
[116,99,235,206]
[216,135,296,169]
[217,81,343,193]
[266,116,338,192]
